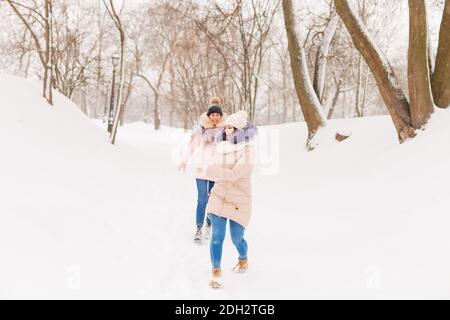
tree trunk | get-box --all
[119,73,134,126]
[43,0,53,106]
[183,112,189,131]
[341,91,347,118]
[94,3,104,120]
[408,0,434,129]
[431,0,450,108]
[281,53,289,123]
[361,64,370,116]
[292,94,297,122]
[335,0,416,142]
[24,44,32,78]
[327,80,341,119]
[105,0,126,145]
[136,74,161,130]
[267,89,271,125]
[168,64,175,127]
[313,12,339,104]
[267,52,272,125]
[110,37,125,143]
[282,0,326,149]
[81,89,87,115]
[103,86,109,123]
[355,55,363,117]
[154,94,161,130]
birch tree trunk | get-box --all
[313,12,339,104]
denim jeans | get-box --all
[210,213,248,269]
[196,179,215,227]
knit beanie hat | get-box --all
[224,110,248,130]
[207,105,223,117]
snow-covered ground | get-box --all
[1,75,449,299]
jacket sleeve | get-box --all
[180,128,202,164]
[206,146,254,182]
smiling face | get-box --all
[224,125,235,136]
[209,113,222,125]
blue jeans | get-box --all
[210,213,248,269]
[196,179,215,227]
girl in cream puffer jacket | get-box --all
[195,110,257,288]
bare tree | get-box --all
[5,0,54,105]
[161,2,237,127]
[193,0,280,123]
[130,3,178,130]
[335,0,416,142]
[312,7,339,104]
[282,0,326,150]
[51,1,98,99]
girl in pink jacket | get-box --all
[178,97,227,243]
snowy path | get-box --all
[115,125,269,299]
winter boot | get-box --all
[209,268,222,289]
[204,223,212,240]
[194,226,202,244]
[233,258,248,273]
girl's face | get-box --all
[224,125,235,135]
[209,113,222,125]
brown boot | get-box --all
[209,268,222,289]
[233,258,248,273]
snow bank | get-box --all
[0,75,179,298]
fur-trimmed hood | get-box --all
[199,112,228,129]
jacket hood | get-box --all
[199,111,228,129]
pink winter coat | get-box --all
[205,140,255,228]
[181,112,227,180]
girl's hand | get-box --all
[195,166,204,174]
[178,161,187,172]
[194,163,208,176]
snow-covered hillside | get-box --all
[1,75,449,299]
